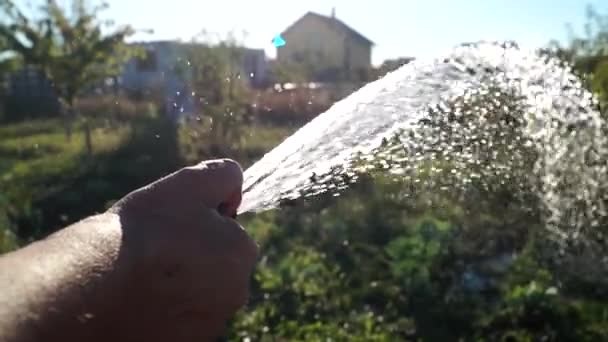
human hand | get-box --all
[107,158,258,341]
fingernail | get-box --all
[206,159,233,170]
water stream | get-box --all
[239,42,607,240]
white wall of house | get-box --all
[120,41,269,117]
[279,14,345,69]
[277,12,373,72]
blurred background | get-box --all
[1,1,608,340]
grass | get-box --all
[0,119,64,139]
[239,123,295,152]
[0,117,292,184]
[178,120,296,168]
[0,115,298,246]
[0,119,129,184]
[0,118,133,243]
[0,117,293,170]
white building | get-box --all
[120,41,269,117]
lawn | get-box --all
[0,120,129,182]
[0,116,295,249]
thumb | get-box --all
[112,159,243,217]
[177,159,244,215]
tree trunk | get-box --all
[67,97,93,157]
[83,117,93,156]
[63,105,73,141]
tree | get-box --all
[375,57,415,78]
[0,34,19,73]
[178,32,251,151]
[0,0,138,155]
[0,35,20,121]
[548,5,608,109]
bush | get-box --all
[233,169,608,341]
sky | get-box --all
[60,0,608,66]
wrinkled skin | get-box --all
[0,159,258,342]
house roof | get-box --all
[282,11,374,46]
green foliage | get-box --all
[549,5,608,107]
[0,109,183,239]
[0,193,19,253]
[385,219,451,288]
[233,81,608,339]
[233,168,608,341]
[475,280,607,341]
[176,33,252,147]
[375,57,415,78]
[0,0,138,105]
[591,59,608,100]
[0,112,292,241]
[0,0,141,154]
[0,50,19,76]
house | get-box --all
[2,41,269,120]
[240,48,269,88]
[120,40,269,116]
[2,66,60,121]
[122,41,269,90]
[120,41,195,117]
[277,10,374,82]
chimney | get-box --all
[331,7,336,19]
